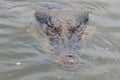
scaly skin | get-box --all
[34,9,89,69]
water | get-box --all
[0,0,120,80]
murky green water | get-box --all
[0,0,120,80]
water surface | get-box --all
[0,0,120,80]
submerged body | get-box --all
[34,5,89,69]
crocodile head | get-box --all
[35,9,89,69]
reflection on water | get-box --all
[0,0,120,80]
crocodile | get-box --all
[34,4,89,69]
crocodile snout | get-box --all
[56,53,80,69]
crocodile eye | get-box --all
[83,16,89,24]
[46,24,53,28]
[46,16,54,28]
[77,13,89,25]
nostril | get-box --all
[68,55,73,57]
[57,53,80,69]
